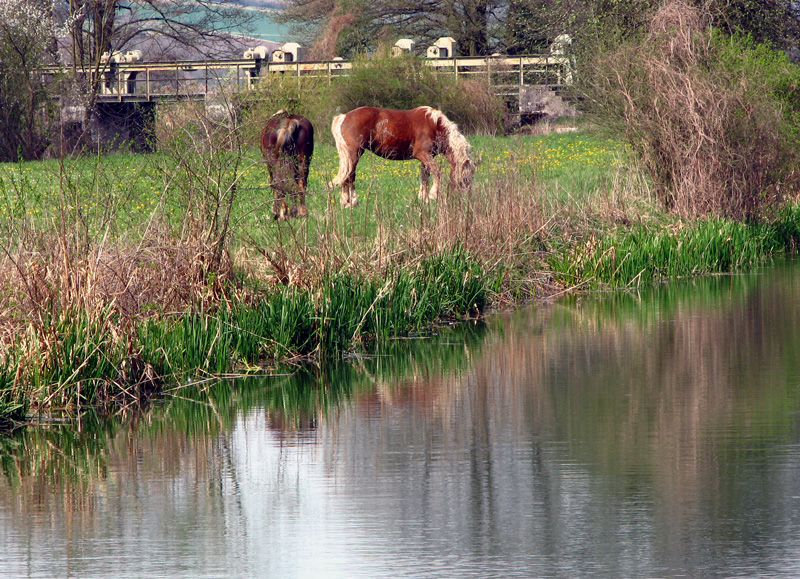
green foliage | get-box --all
[0,356,26,430]
[712,31,800,146]
[0,0,56,161]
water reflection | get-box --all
[3,263,800,578]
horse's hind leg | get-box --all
[418,164,430,200]
[341,178,358,208]
[292,155,310,217]
[340,165,359,208]
[292,180,308,218]
[334,148,361,208]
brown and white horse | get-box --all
[330,106,475,208]
[260,110,314,220]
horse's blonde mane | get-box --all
[421,107,472,166]
[421,107,474,188]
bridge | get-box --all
[44,52,575,152]
[45,54,573,102]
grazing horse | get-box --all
[260,110,314,220]
[330,106,475,208]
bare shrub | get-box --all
[581,0,798,220]
[440,79,507,136]
[0,101,244,393]
[308,8,358,61]
[157,101,245,285]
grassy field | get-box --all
[0,129,623,246]
[2,126,799,424]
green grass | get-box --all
[0,131,624,251]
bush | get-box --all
[579,0,800,220]
[235,74,338,148]
[0,0,57,160]
[239,50,506,142]
[333,50,505,135]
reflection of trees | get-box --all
[314,265,800,572]
[466,267,800,546]
[4,266,800,574]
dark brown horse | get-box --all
[260,110,314,220]
[330,106,475,208]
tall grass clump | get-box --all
[317,247,487,354]
[137,288,317,379]
[0,355,26,430]
[551,215,800,289]
[580,0,800,220]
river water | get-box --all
[3,260,800,578]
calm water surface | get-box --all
[3,260,800,578]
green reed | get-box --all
[136,247,487,382]
[552,211,800,288]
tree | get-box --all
[277,0,505,57]
[277,0,800,58]
[501,0,557,54]
[578,1,800,219]
[58,1,256,104]
[1,0,261,159]
[704,0,800,51]
[0,0,57,160]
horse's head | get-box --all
[452,155,476,191]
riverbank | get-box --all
[2,128,799,427]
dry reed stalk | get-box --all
[0,227,235,355]
[585,0,786,220]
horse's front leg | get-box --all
[418,154,441,202]
[418,163,430,200]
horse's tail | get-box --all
[275,117,302,150]
[330,113,352,187]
